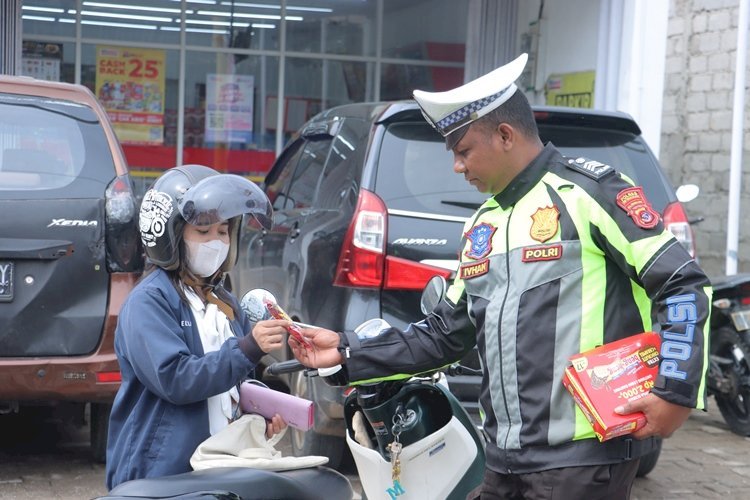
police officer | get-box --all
[291,54,711,499]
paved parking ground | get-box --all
[0,398,749,499]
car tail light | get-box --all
[384,256,452,291]
[333,189,387,288]
[105,174,144,272]
[96,371,122,383]
[663,201,695,258]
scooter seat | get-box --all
[102,466,353,500]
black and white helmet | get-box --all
[138,164,273,271]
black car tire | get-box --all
[289,370,350,471]
[90,402,111,463]
[635,438,662,477]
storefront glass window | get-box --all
[282,57,374,141]
[20,40,75,83]
[17,0,466,191]
[79,0,180,44]
[382,0,467,62]
[184,0,281,50]
[182,50,279,180]
[380,62,464,100]
[285,0,376,56]
[21,0,77,38]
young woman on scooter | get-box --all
[106,165,291,490]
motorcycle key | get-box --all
[387,439,402,483]
[388,411,404,483]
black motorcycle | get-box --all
[707,273,750,435]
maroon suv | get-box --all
[0,76,143,461]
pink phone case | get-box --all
[239,381,314,431]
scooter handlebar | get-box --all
[265,359,306,376]
[446,364,483,377]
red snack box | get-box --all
[562,332,661,441]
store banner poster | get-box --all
[95,46,165,145]
[545,71,595,108]
[205,73,254,144]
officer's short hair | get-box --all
[475,91,539,140]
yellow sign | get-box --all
[95,46,165,145]
[545,71,595,108]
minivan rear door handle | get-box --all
[0,238,73,259]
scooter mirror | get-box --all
[239,288,276,322]
[421,275,447,315]
[675,184,700,203]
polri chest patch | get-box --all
[522,244,563,263]
[616,186,660,229]
[530,205,560,243]
[464,222,497,260]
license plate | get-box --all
[0,261,13,302]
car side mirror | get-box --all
[675,184,699,203]
[420,275,447,315]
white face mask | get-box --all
[185,239,230,277]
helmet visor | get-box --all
[178,175,273,230]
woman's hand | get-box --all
[289,327,345,368]
[266,413,287,438]
[252,319,289,353]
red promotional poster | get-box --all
[562,332,661,441]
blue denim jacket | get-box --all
[105,268,264,489]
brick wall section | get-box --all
[661,0,746,277]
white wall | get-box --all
[515,0,601,103]
[513,0,669,155]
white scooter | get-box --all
[265,276,486,500]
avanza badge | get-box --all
[530,206,560,243]
[464,222,497,260]
[616,186,660,229]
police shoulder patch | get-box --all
[564,156,615,181]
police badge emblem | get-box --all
[530,206,560,243]
[464,222,497,260]
[616,187,660,229]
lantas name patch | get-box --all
[459,259,489,279]
[616,186,660,229]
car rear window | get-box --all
[375,119,674,217]
[0,93,116,198]
[375,121,487,218]
[539,124,674,212]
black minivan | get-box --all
[0,76,143,461]
[231,101,697,471]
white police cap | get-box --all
[413,53,528,149]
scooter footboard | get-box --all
[102,466,352,500]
